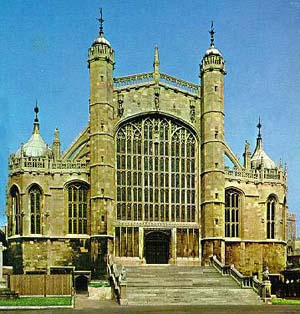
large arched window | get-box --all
[116,116,197,223]
[10,186,21,235]
[225,189,240,237]
[67,183,88,234]
[267,196,276,239]
[29,185,42,234]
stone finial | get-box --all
[52,128,61,160]
[243,140,251,169]
[54,128,60,143]
[153,46,160,73]
[153,46,160,86]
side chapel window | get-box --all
[29,185,42,234]
[225,189,240,237]
[68,183,88,234]
[267,196,276,239]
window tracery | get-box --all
[67,183,88,234]
[116,116,197,223]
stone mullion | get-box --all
[158,136,161,222]
[163,126,166,222]
[184,139,188,222]
[124,131,128,221]
[168,123,172,222]
[141,122,145,221]
[151,131,155,221]
[179,130,182,222]
[130,127,134,222]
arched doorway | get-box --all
[75,275,88,294]
[144,231,170,264]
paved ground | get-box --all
[2,295,300,313]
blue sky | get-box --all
[1,1,300,234]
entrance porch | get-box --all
[114,226,200,266]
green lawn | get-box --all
[89,281,110,288]
[0,296,72,307]
[272,298,300,305]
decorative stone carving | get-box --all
[190,99,196,122]
[117,92,124,117]
[154,86,160,110]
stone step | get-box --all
[125,265,262,306]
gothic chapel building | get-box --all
[6,17,287,278]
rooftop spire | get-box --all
[97,8,104,36]
[257,116,262,139]
[34,100,39,123]
[33,100,40,134]
[209,21,215,47]
[256,116,262,150]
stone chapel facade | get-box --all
[6,18,287,278]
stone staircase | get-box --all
[126,265,263,305]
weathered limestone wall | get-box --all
[113,85,200,129]
[9,239,91,273]
[7,171,90,237]
[225,179,286,241]
[225,241,286,275]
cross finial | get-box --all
[97,8,104,36]
[34,100,39,123]
[257,116,262,139]
[209,21,215,47]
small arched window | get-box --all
[67,183,88,234]
[267,196,276,239]
[225,189,240,237]
[10,186,21,235]
[29,185,42,234]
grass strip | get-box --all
[89,281,110,288]
[0,296,72,306]
[272,298,300,305]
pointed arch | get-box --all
[266,194,277,239]
[9,185,22,236]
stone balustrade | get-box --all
[114,72,199,96]
[9,156,89,174]
[114,73,153,88]
[225,167,286,183]
[160,72,199,95]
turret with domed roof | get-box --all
[16,102,51,158]
[88,9,116,278]
[251,118,276,170]
[200,22,226,264]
